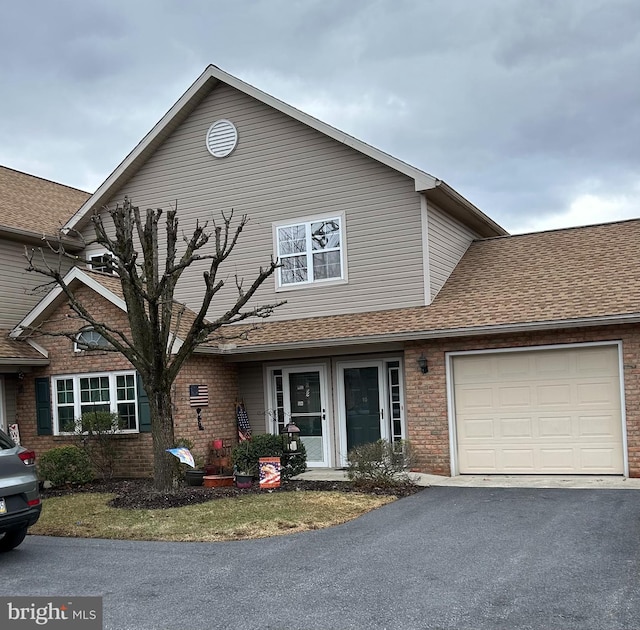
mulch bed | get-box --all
[41,478,424,510]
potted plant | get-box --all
[232,440,256,488]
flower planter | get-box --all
[203,475,234,488]
[235,474,253,489]
[185,470,205,486]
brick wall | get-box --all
[16,283,239,478]
[404,325,640,477]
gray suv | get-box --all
[0,429,41,551]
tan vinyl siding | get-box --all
[0,238,73,327]
[87,82,425,321]
[428,204,478,300]
[237,363,268,435]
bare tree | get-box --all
[26,198,283,492]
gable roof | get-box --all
[0,165,90,241]
[63,65,506,238]
[206,218,640,353]
[10,266,198,349]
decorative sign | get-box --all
[189,384,208,407]
[8,423,20,445]
[259,457,281,489]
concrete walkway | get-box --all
[295,468,640,489]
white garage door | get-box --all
[452,345,624,474]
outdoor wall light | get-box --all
[417,354,429,374]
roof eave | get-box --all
[0,225,84,251]
[196,313,640,355]
[425,181,508,238]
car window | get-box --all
[0,429,15,449]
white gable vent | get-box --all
[205,119,238,158]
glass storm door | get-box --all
[282,367,329,467]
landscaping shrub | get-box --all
[38,445,94,486]
[346,439,414,489]
[232,433,307,480]
[75,411,125,480]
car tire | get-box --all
[0,525,29,552]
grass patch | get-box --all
[30,491,395,542]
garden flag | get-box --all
[166,447,195,468]
[236,401,252,442]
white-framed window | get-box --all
[74,328,112,352]
[88,251,116,275]
[274,215,345,288]
[52,371,138,434]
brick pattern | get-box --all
[16,284,239,478]
[404,325,640,477]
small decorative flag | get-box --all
[166,447,195,468]
[259,457,281,489]
[236,401,252,442]
[189,384,208,407]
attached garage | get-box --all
[450,343,625,475]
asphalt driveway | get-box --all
[1,487,639,630]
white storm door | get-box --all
[282,366,330,467]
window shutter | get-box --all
[35,377,52,436]
[137,373,151,433]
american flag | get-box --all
[189,384,209,407]
[236,401,252,441]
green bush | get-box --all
[232,433,307,480]
[346,439,414,489]
[38,445,94,486]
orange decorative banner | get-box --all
[258,457,281,489]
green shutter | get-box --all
[137,373,151,433]
[35,377,52,436]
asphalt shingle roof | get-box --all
[0,166,90,237]
[219,219,640,351]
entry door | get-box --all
[337,361,386,465]
[282,367,330,467]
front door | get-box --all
[270,366,330,467]
[337,360,405,466]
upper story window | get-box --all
[275,215,345,288]
[75,328,112,352]
[88,251,116,275]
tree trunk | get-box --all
[149,387,176,492]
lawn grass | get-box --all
[30,491,395,542]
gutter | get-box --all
[0,225,84,251]
[195,312,640,355]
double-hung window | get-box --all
[52,371,138,434]
[276,215,344,288]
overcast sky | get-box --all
[1,0,638,234]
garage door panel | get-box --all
[455,386,494,411]
[461,418,495,439]
[539,448,575,470]
[578,415,620,438]
[501,417,533,438]
[498,386,531,407]
[580,448,620,471]
[577,381,619,405]
[538,416,572,437]
[453,346,624,475]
